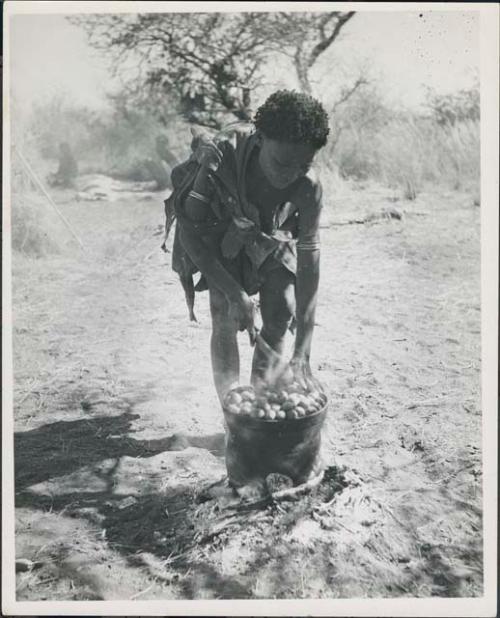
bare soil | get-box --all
[11,183,482,600]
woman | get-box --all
[163,90,330,404]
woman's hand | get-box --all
[288,356,324,393]
[229,291,258,345]
[190,127,223,172]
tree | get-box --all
[71,12,282,128]
[274,11,355,95]
[71,11,357,129]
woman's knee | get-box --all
[261,311,292,343]
[260,270,295,336]
[209,289,238,333]
[261,295,294,342]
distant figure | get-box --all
[143,135,180,191]
[48,142,78,188]
[155,135,179,170]
[143,158,171,191]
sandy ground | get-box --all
[11,182,482,600]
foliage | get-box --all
[18,92,190,180]
[15,82,480,200]
[271,11,355,94]
[69,11,355,128]
[318,85,480,198]
[425,86,480,126]
[70,13,275,128]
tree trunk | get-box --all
[294,48,312,95]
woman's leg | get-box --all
[209,287,240,405]
[251,266,295,385]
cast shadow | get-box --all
[15,411,225,491]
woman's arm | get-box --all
[289,175,323,381]
[179,163,256,338]
[179,225,249,305]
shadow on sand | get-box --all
[15,411,350,599]
[15,411,225,490]
[14,411,257,598]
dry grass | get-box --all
[9,177,78,260]
[318,116,480,201]
[10,188,71,258]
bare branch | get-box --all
[332,75,369,111]
[307,12,355,69]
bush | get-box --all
[22,93,192,182]
[321,86,480,198]
[17,86,480,202]
[426,86,480,126]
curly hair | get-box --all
[254,90,330,150]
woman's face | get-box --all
[257,135,317,189]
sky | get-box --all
[8,9,479,114]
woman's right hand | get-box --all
[230,291,257,345]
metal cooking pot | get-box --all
[223,399,328,488]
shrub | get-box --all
[16,86,480,203]
[22,93,192,181]
[426,86,480,126]
[321,86,480,198]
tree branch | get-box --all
[332,75,369,111]
[307,11,355,68]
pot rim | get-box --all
[223,399,328,431]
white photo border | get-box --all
[2,2,498,616]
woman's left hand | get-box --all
[288,356,324,393]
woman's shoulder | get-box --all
[292,168,323,208]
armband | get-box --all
[297,239,320,251]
